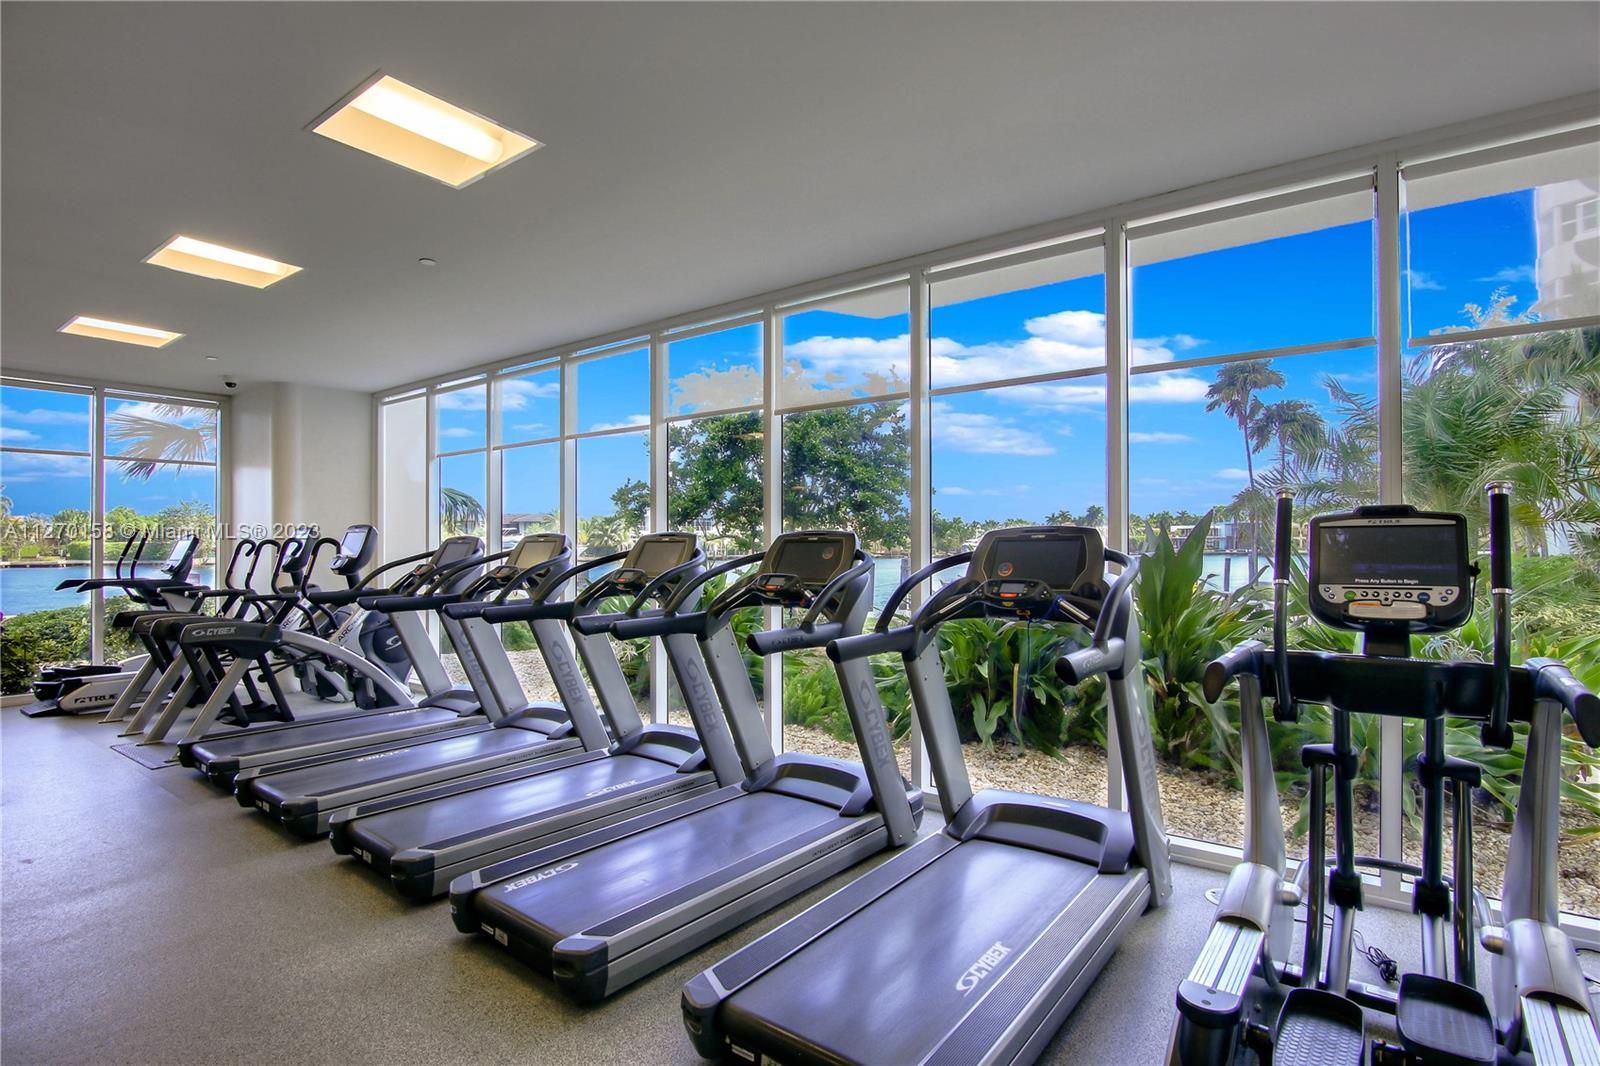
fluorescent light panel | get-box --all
[146,235,302,288]
[59,315,183,348]
[310,73,541,188]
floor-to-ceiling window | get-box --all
[1,378,221,694]
[1127,179,1380,859]
[927,236,1111,801]
[1401,132,1599,916]
[778,282,912,769]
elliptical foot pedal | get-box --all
[1395,974,1496,1066]
[1273,987,1366,1066]
[1522,996,1600,1066]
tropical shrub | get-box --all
[1,603,93,694]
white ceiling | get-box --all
[4,2,1598,395]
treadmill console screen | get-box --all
[1308,510,1472,632]
[630,536,695,577]
[340,527,370,557]
[984,534,1088,592]
[434,536,482,566]
[507,535,562,569]
[767,536,851,586]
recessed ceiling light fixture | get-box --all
[59,315,183,348]
[309,72,541,188]
[146,235,302,288]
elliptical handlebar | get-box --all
[1526,658,1600,746]
[1485,481,1515,748]
[1203,641,1266,703]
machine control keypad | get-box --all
[1318,583,1456,619]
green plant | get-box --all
[1,604,94,694]
[1134,511,1270,773]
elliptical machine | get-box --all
[1172,484,1600,1066]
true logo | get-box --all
[503,862,578,891]
[955,941,1012,995]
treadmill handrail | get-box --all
[798,552,875,629]
[420,549,492,596]
[675,551,767,613]
[490,548,575,604]
[873,551,973,632]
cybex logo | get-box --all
[187,625,237,640]
[383,635,403,651]
[955,941,1012,995]
[585,779,642,798]
[354,748,411,762]
[503,862,578,891]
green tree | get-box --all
[1249,399,1326,481]
[440,487,484,537]
[105,403,217,479]
[782,403,910,553]
[667,414,763,554]
[609,478,652,532]
[1207,360,1286,569]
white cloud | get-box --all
[513,422,551,435]
[1407,270,1445,291]
[0,404,90,426]
[0,452,91,482]
[937,486,1005,497]
[438,427,478,440]
[435,388,487,412]
[1129,431,1193,444]
[1480,265,1535,284]
[933,404,1054,456]
[0,426,40,444]
[499,376,559,411]
[588,414,650,432]
[1334,370,1376,385]
[1215,467,1251,481]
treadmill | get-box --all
[174,534,491,785]
[448,530,924,1003]
[234,534,704,838]
[329,534,743,900]
[681,525,1172,1066]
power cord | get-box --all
[1354,929,1399,985]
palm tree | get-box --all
[1206,360,1285,570]
[441,488,485,537]
[1249,399,1326,481]
[0,487,11,519]
[105,403,218,479]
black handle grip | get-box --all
[362,593,456,613]
[1528,658,1600,747]
[572,611,631,637]
[1203,641,1266,703]
[610,612,702,640]
[480,601,569,624]
[1486,482,1514,747]
[1056,639,1125,685]
[441,600,489,620]
[749,621,845,657]
[827,627,916,663]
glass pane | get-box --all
[496,441,561,703]
[436,452,487,541]
[577,431,649,556]
[779,286,910,407]
[381,397,428,563]
[667,413,764,557]
[1405,142,1600,338]
[101,459,218,670]
[780,401,910,763]
[1130,189,1375,359]
[928,377,1107,798]
[1400,328,1600,916]
[497,366,560,446]
[104,397,217,463]
[1129,347,1380,857]
[929,246,1106,389]
[0,384,91,452]
[667,322,763,416]
[435,384,487,452]
[0,461,93,691]
[576,347,650,434]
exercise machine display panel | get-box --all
[1308,509,1472,631]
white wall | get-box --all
[228,381,373,549]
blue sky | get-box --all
[2,186,1572,532]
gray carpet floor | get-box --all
[4,708,1584,1066]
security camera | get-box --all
[223,379,239,391]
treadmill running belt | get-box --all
[719,840,1099,1065]
[250,728,544,803]
[186,706,466,762]
[475,791,839,949]
[347,753,679,854]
